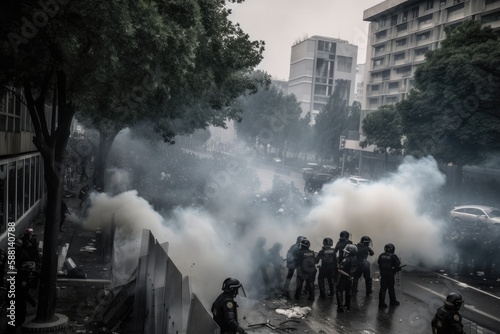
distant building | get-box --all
[355,0,500,176]
[362,0,500,116]
[288,35,358,123]
[354,64,365,104]
[272,79,289,94]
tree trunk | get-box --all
[93,130,120,191]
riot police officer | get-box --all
[336,244,359,312]
[316,237,337,298]
[353,236,374,296]
[294,238,317,301]
[431,292,464,333]
[211,277,248,334]
[283,236,306,296]
[334,231,353,264]
[377,243,401,308]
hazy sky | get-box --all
[229,0,382,80]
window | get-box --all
[388,82,399,89]
[379,16,387,28]
[402,11,408,22]
[418,14,433,25]
[391,15,398,26]
[369,98,379,106]
[371,85,379,91]
[316,58,334,78]
[314,84,328,96]
[440,0,447,5]
[416,31,431,41]
[415,47,429,56]
[395,38,407,47]
[376,30,387,39]
[482,11,500,24]
[411,7,420,18]
[382,70,390,80]
[448,2,465,13]
[318,41,336,53]
[0,90,21,133]
[337,56,353,73]
[375,44,386,53]
[397,22,408,32]
[373,58,384,67]
[386,96,398,104]
[426,1,434,10]
[394,53,405,61]
[486,0,500,4]
[396,66,412,77]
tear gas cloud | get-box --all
[84,132,449,309]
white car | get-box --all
[449,205,500,226]
[347,176,371,187]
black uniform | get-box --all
[431,306,464,333]
[267,243,283,290]
[283,242,300,293]
[335,239,352,264]
[294,247,317,300]
[377,251,401,307]
[353,242,374,295]
[336,253,358,311]
[316,245,337,297]
[211,292,246,334]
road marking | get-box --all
[433,272,500,301]
[410,282,500,323]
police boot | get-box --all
[336,291,344,312]
[351,279,359,294]
[344,295,351,311]
[379,291,388,308]
[366,278,373,296]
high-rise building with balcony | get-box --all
[288,36,358,122]
[362,0,500,116]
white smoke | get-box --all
[83,132,449,310]
[306,156,447,265]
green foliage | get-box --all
[360,105,403,153]
[314,80,350,161]
[235,80,304,152]
[348,100,362,132]
[398,20,500,165]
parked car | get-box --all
[347,176,371,187]
[304,173,333,193]
[321,165,341,178]
[449,205,500,226]
[302,163,322,180]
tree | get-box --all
[0,0,264,322]
[235,81,303,158]
[314,80,350,162]
[360,105,403,171]
[76,0,266,190]
[398,20,500,166]
[348,100,362,132]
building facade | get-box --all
[355,64,366,103]
[288,35,358,122]
[362,0,500,115]
[0,88,46,247]
[356,0,500,177]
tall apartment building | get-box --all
[355,64,366,103]
[0,89,46,247]
[362,0,500,116]
[288,36,358,122]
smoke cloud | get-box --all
[82,132,449,310]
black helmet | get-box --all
[339,231,349,240]
[296,236,306,244]
[343,244,358,255]
[300,238,311,249]
[222,277,243,297]
[360,236,371,245]
[323,237,333,246]
[444,292,464,311]
[384,243,395,253]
